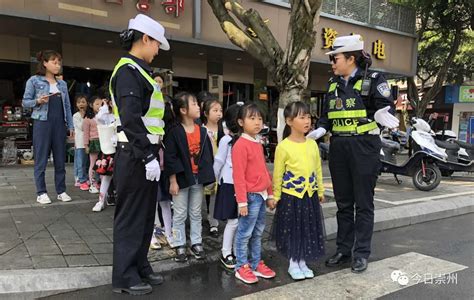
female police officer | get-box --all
[308,35,399,273]
[109,14,169,295]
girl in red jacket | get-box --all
[232,103,276,284]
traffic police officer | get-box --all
[308,35,399,273]
[110,14,169,295]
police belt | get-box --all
[117,131,162,144]
[331,118,379,137]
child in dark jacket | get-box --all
[164,92,215,262]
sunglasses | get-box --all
[329,55,343,64]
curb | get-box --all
[1,197,472,297]
[324,196,474,239]
[0,250,221,298]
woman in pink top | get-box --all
[83,96,102,194]
[231,103,276,285]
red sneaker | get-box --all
[79,182,89,191]
[235,264,258,284]
[253,261,276,279]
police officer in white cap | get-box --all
[308,35,398,273]
[109,14,170,295]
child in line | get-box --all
[151,93,175,250]
[164,92,215,262]
[272,101,326,280]
[83,96,102,194]
[202,98,224,238]
[232,103,276,284]
[73,94,89,190]
[92,99,117,212]
[213,103,241,269]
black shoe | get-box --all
[325,253,352,267]
[112,282,152,295]
[210,226,219,238]
[191,243,206,260]
[220,254,236,269]
[174,246,188,262]
[142,272,164,285]
[106,191,116,206]
[351,257,368,273]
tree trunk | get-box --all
[276,87,304,141]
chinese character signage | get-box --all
[322,27,338,49]
[459,86,474,103]
[372,39,386,60]
[162,0,184,17]
[321,28,388,60]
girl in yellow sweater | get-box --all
[272,101,326,281]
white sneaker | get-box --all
[89,185,99,194]
[150,235,162,250]
[92,201,105,212]
[37,194,52,204]
[57,192,72,202]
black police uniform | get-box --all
[111,54,160,288]
[318,68,394,260]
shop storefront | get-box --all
[0,0,417,162]
[446,85,474,143]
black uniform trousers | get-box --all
[328,134,381,259]
[112,142,158,288]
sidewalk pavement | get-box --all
[0,162,472,297]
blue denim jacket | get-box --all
[22,75,74,130]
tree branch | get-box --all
[207,0,275,72]
[224,1,284,63]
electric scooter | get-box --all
[379,118,447,191]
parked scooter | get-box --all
[429,119,474,176]
[379,118,447,191]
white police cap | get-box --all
[325,34,364,55]
[128,14,170,51]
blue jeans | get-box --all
[74,148,88,183]
[172,183,204,246]
[33,120,66,196]
[235,193,266,270]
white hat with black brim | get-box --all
[128,14,170,51]
[325,34,364,55]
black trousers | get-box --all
[329,134,381,259]
[112,142,158,288]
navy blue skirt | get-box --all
[274,192,326,261]
[214,183,238,220]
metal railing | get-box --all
[278,0,416,34]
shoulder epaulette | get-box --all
[370,72,379,79]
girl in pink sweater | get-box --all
[231,103,276,284]
[83,96,102,194]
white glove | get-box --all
[307,127,327,140]
[145,159,161,182]
[374,106,399,129]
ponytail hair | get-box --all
[119,29,145,51]
[282,101,310,140]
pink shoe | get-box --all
[74,180,81,188]
[80,182,90,191]
[235,264,258,284]
[253,261,276,279]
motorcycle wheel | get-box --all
[412,163,442,191]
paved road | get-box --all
[42,213,474,300]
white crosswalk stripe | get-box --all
[235,252,468,299]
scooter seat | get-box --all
[455,140,474,150]
[435,140,460,151]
